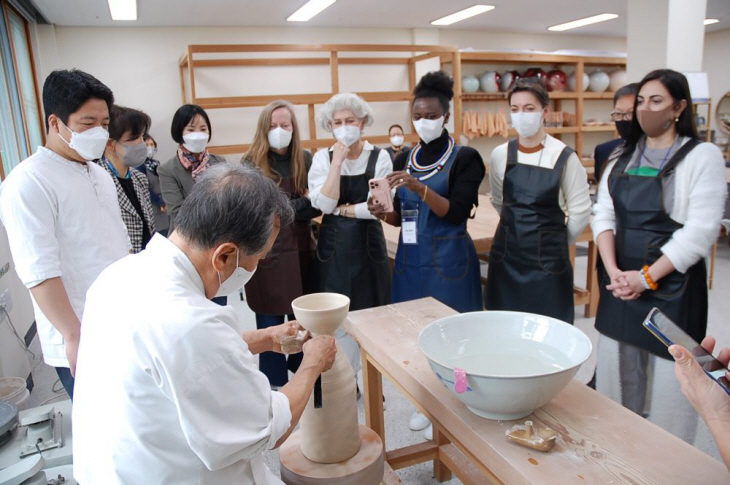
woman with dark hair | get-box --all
[368,71,484,437]
[158,104,226,233]
[241,100,319,389]
[385,123,409,161]
[97,105,156,253]
[592,69,727,441]
[486,78,591,324]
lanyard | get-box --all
[103,155,131,180]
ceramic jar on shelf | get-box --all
[588,69,610,92]
[501,70,520,91]
[462,75,480,93]
[568,71,590,92]
[546,69,567,92]
[523,67,547,86]
[609,69,628,92]
[480,71,501,93]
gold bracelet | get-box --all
[422,185,429,201]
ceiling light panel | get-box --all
[431,5,495,26]
[108,0,137,21]
[287,0,337,22]
[548,13,619,32]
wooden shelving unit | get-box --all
[444,50,627,167]
[178,43,458,155]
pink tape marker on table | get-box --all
[453,367,468,394]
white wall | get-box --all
[0,224,34,379]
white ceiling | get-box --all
[31,0,730,36]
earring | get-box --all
[675,117,679,122]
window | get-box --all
[0,1,43,180]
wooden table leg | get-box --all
[432,426,453,482]
[585,239,599,318]
[362,351,385,446]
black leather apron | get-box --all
[486,139,575,323]
[314,148,390,311]
[245,176,314,316]
[595,139,707,358]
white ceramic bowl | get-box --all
[292,293,350,336]
[419,311,592,420]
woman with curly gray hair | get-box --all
[308,92,393,373]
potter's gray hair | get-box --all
[317,92,375,132]
[174,162,294,254]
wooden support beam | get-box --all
[308,104,317,140]
[452,51,462,139]
[187,45,196,102]
[385,442,439,470]
[195,91,413,109]
[439,444,500,485]
[330,51,339,93]
[189,43,456,54]
[362,352,385,446]
[207,133,420,156]
[179,65,187,104]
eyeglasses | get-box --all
[610,111,633,122]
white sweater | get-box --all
[592,139,727,273]
[308,141,393,220]
[490,135,592,244]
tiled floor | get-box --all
[26,237,730,483]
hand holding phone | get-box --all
[369,178,393,213]
[644,307,730,396]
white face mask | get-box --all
[510,112,544,138]
[146,146,156,159]
[390,135,404,147]
[59,121,109,161]
[182,132,209,153]
[413,117,445,144]
[333,125,361,147]
[214,248,257,298]
[268,127,293,150]
[119,142,148,168]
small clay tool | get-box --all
[506,420,558,452]
[279,330,309,354]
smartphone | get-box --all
[644,307,730,395]
[369,178,393,213]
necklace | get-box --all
[638,136,678,170]
[406,135,455,181]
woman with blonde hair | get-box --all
[242,100,319,388]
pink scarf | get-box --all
[177,146,211,180]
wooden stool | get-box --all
[280,425,384,485]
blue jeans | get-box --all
[255,314,303,387]
[55,367,74,400]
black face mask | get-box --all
[615,120,632,140]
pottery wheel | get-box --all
[280,425,384,485]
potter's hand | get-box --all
[268,321,300,354]
[303,335,337,373]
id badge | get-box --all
[402,209,418,245]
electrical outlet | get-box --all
[0,289,12,313]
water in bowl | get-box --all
[444,339,573,377]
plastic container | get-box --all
[0,377,30,411]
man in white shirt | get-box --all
[73,163,337,484]
[0,69,131,398]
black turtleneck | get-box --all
[393,130,485,225]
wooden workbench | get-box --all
[345,298,729,485]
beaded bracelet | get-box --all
[641,265,659,291]
[639,269,652,291]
